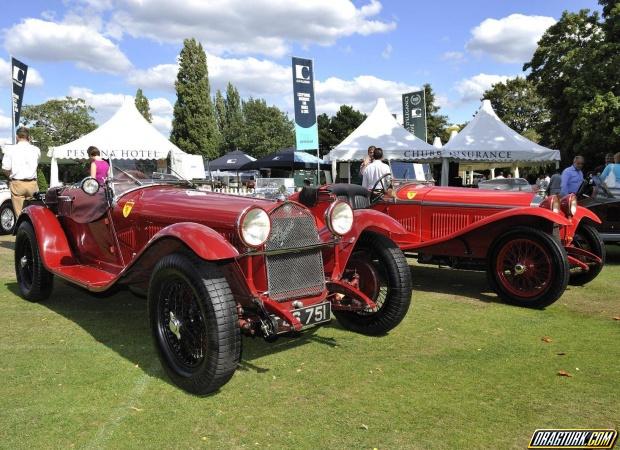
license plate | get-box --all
[272,302,331,331]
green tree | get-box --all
[318,113,337,155]
[20,97,98,185]
[214,89,227,154]
[317,105,366,155]
[20,97,97,152]
[423,83,449,144]
[134,88,152,122]
[482,77,549,140]
[524,5,619,164]
[240,98,294,158]
[170,38,220,158]
[223,83,244,152]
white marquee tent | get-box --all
[324,98,440,163]
[439,100,560,184]
[442,99,560,163]
[48,98,204,185]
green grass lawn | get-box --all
[0,233,618,449]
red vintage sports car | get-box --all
[293,176,603,308]
[13,164,412,395]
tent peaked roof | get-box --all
[207,149,256,171]
[324,98,438,162]
[49,97,183,160]
[442,99,560,162]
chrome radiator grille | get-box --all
[265,203,325,301]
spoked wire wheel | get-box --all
[487,226,568,308]
[156,275,208,374]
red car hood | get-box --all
[396,184,537,208]
[118,185,284,229]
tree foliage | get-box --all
[317,105,366,155]
[239,98,294,158]
[170,38,220,158]
[134,88,152,123]
[20,97,97,152]
[524,2,620,165]
[423,83,449,144]
[215,83,244,154]
[482,77,549,141]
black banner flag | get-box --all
[11,57,28,129]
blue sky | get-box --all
[0,0,601,141]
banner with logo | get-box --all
[291,57,318,150]
[11,57,28,129]
[402,90,426,142]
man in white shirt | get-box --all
[362,147,391,190]
[2,127,41,216]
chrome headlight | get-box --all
[550,195,561,214]
[325,201,353,236]
[81,177,100,195]
[561,194,578,216]
[238,207,271,247]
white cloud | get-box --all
[381,43,393,59]
[68,86,126,116]
[316,75,418,116]
[150,97,173,116]
[129,56,416,118]
[441,51,465,64]
[128,54,290,98]
[0,111,12,134]
[455,73,514,102]
[4,18,132,73]
[109,0,395,57]
[0,58,44,87]
[466,14,555,63]
[151,114,172,136]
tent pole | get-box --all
[50,157,59,187]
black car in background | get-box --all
[578,176,620,243]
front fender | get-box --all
[15,205,75,270]
[346,209,413,243]
[571,206,602,226]
[148,222,239,261]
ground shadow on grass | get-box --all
[0,240,15,251]
[604,244,620,265]
[408,264,500,304]
[5,279,340,383]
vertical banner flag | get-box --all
[402,90,427,142]
[11,57,28,129]
[291,57,318,151]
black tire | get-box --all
[334,232,412,335]
[0,201,16,235]
[14,221,54,302]
[486,226,569,308]
[569,223,606,285]
[148,253,241,395]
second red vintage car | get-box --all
[293,176,604,309]
[13,163,413,395]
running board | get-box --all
[52,265,117,291]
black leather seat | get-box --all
[327,184,371,210]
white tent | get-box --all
[48,97,204,185]
[324,98,440,162]
[442,100,560,163]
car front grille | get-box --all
[265,202,326,302]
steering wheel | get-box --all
[576,176,593,198]
[369,173,392,204]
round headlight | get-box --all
[550,195,561,214]
[81,177,100,195]
[326,201,354,236]
[239,207,271,247]
[569,194,578,216]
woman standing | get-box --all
[88,146,109,185]
[600,152,620,196]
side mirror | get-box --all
[80,177,100,196]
